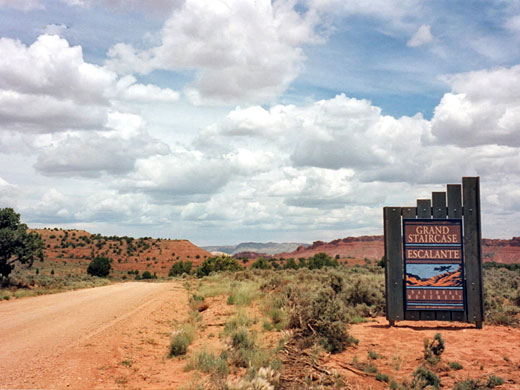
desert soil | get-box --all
[1,283,520,389]
[0,282,191,389]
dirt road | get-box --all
[0,282,190,389]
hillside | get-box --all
[274,235,520,263]
[203,241,308,256]
[32,228,212,276]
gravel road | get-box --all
[0,282,188,389]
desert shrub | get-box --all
[169,325,195,356]
[448,361,463,370]
[453,376,503,390]
[484,267,520,326]
[195,256,242,278]
[226,281,259,306]
[228,328,263,368]
[376,372,390,383]
[307,252,338,270]
[412,366,440,389]
[141,270,153,279]
[287,286,355,353]
[186,350,229,378]
[486,376,504,388]
[251,257,271,270]
[423,333,444,365]
[283,258,298,270]
[86,256,112,277]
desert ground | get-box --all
[1,279,520,389]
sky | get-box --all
[1,0,520,246]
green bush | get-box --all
[448,361,463,370]
[287,287,355,353]
[141,270,153,279]
[86,256,112,277]
[307,252,338,270]
[195,256,242,278]
[251,257,271,270]
[423,333,444,365]
[169,260,192,276]
[169,325,195,357]
[412,366,440,389]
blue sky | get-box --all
[1,0,520,245]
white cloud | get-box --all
[115,75,180,103]
[106,0,321,104]
[407,24,433,47]
[0,35,115,104]
[0,35,181,135]
[33,112,170,177]
[505,14,520,32]
[42,23,68,36]
[431,65,520,146]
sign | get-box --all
[403,219,464,311]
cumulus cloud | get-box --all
[431,65,520,147]
[0,35,180,135]
[106,0,321,104]
[407,24,433,47]
[115,75,180,103]
[34,112,170,177]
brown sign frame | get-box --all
[383,177,484,328]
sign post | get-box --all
[384,177,483,328]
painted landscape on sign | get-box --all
[406,264,463,287]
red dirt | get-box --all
[0,281,191,389]
[328,317,520,389]
[32,228,212,276]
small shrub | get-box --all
[141,270,153,279]
[169,260,193,277]
[195,256,242,278]
[169,325,195,357]
[87,256,112,277]
[448,361,463,370]
[486,376,504,388]
[423,333,444,365]
[376,372,389,382]
[251,257,271,270]
[412,366,440,389]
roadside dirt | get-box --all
[327,317,520,389]
[0,281,191,389]
[2,283,520,389]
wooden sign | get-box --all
[384,177,483,328]
[403,219,464,311]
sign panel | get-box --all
[403,219,464,311]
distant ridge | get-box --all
[202,242,308,256]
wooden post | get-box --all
[463,177,484,328]
[384,207,404,325]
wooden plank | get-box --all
[447,184,462,219]
[432,191,451,321]
[401,207,416,321]
[432,192,446,219]
[463,177,484,327]
[417,199,431,219]
[447,184,466,321]
[416,199,432,320]
[384,207,404,323]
